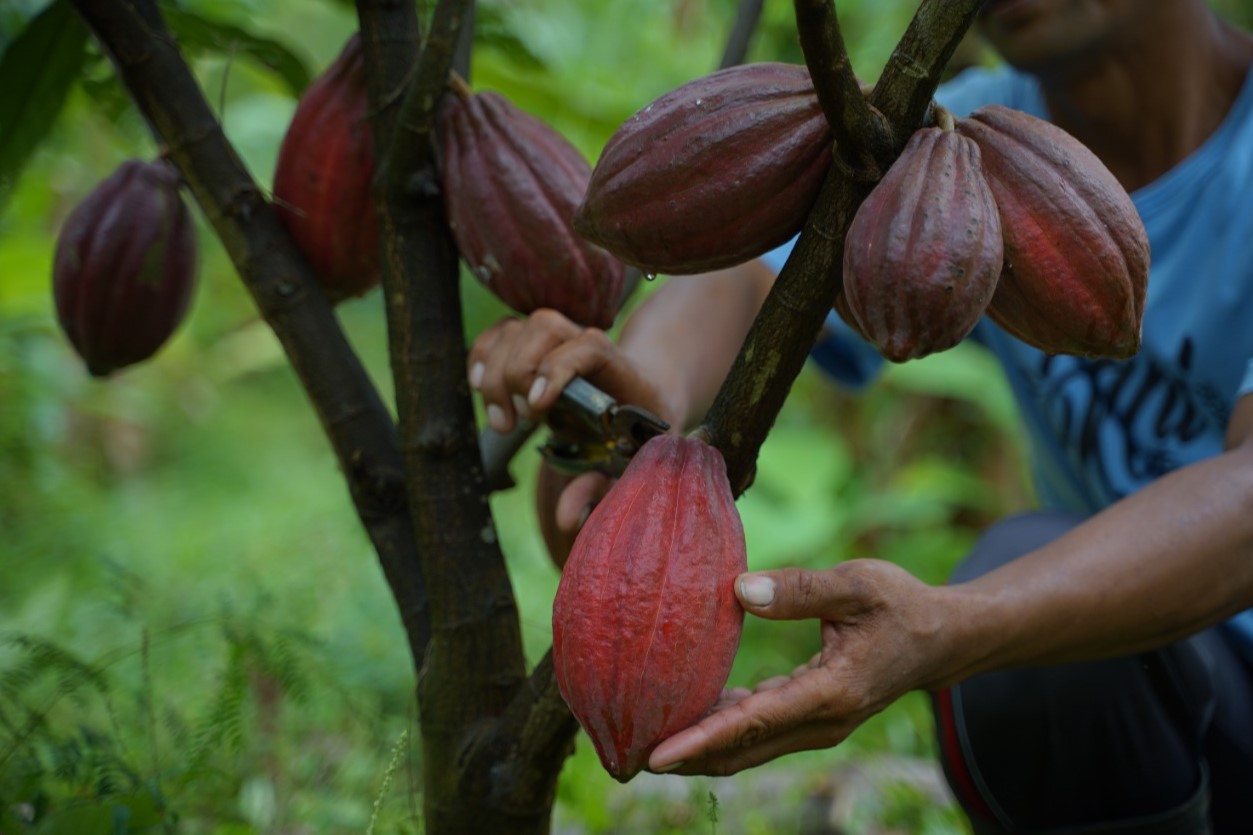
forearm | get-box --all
[616,260,774,429]
[935,441,1253,688]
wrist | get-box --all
[915,583,1011,692]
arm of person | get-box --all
[468,259,776,433]
[647,392,1253,776]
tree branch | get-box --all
[698,0,982,494]
[870,0,984,151]
[719,0,764,69]
[793,0,892,179]
[69,0,431,667]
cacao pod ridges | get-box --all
[553,435,747,782]
[573,62,834,276]
[272,34,379,303]
[439,77,627,329]
[843,125,1003,362]
[956,105,1150,359]
[53,158,200,377]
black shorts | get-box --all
[931,511,1253,834]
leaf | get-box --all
[159,3,311,97]
[0,0,89,216]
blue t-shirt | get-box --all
[761,64,1253,660]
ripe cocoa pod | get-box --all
[842,126,1003,361]
[272,35,379,302]
[573,62,834,275]
[53,159,199,377]
[956,105,1150,358]
[438,80,627,329]
[553,434,747,782]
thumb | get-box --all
[555,471,614,534]
[735,566,871,622]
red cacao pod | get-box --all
[272,35,378,302]
[573,62,834,276]
[53,159,199,377]
[956,105,1150,358]
[438,81,627,329]
[843,126,1003,362]
[553,434,747,782]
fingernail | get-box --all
[469,362,485,389]
[528,376,548,407]
[487,404,509,433]
[577,504,593,529]
[654,760,685,774]
[739,575,775,608]
[512,393,532,420]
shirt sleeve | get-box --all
[1239,360,1253,399]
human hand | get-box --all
[468,308,673,563]
[647,560,961,777]
[467,308,672,435]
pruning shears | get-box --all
[478,376,670,491]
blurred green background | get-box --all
[5,0,1247,832]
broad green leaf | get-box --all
[0,0,88,215]
[160,4,311,96]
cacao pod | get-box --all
[272,35,379,302]
[843,126,1003,362]
[573,62,834,275]
[438,79,627,329]
[553,434,747,782]
[53,159,199,377]
[956,105,1150,358]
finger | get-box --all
[648,669,836,772]
[709,687,754,713]
[476,312,579,432]
[734,564,886,623]
[533,328,666,418]
[555,472,613,535]
[496,309,584,411]
[466,316,514,390]
[661,719,853,778]
[755,674,793,692]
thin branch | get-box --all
[719,0,764,69]
[377,0,472,186]
[793,0,892,179]
[70,0,430,666]
[870,0,984,151]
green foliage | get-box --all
[0,0,88,215]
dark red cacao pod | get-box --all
[553,434,747,782]
[53,159,199,377]
[843,127,1003,362]
[272,35,379,302]
[438,82,627,329]
[573,62,834,275]
[956,105,1150,358]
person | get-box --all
[468,1,1253,831]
